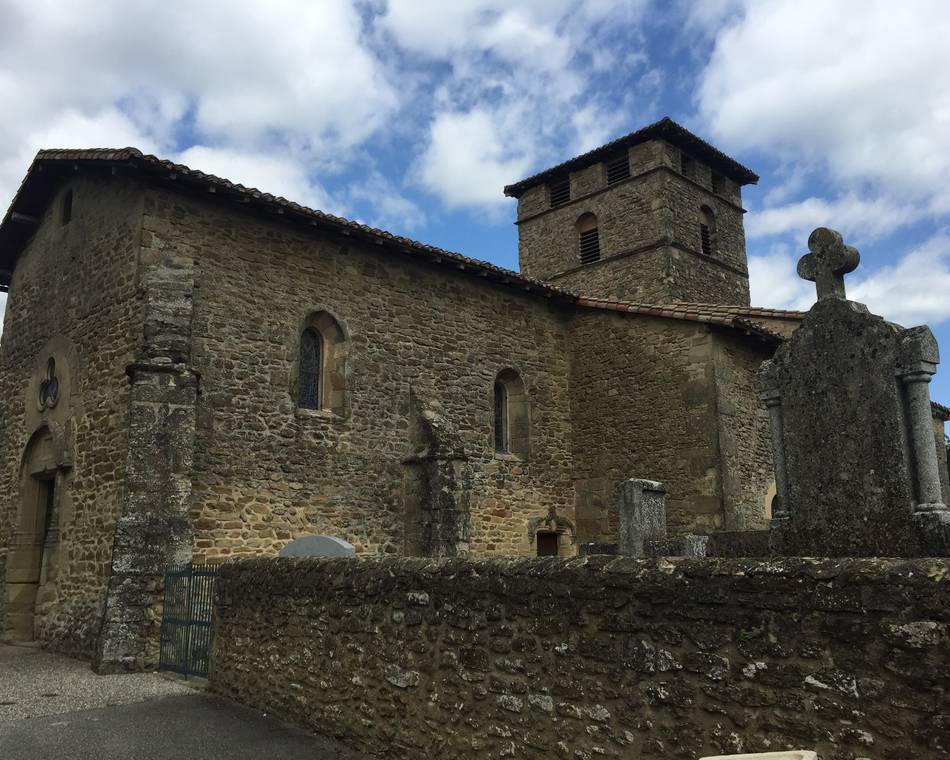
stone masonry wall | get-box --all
[212,555,950,760]
[568,311,724,540]
[713,332,775,530]
[551,245,750,306]
[145,188,577,562]
[0,175,143,656]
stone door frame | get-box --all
[4,422,71,641]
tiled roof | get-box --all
[574,298,801,343]
[504,117,759,198]
[0,148,575,298]
[0,147,802,348]
[656,302,807,321]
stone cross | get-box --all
[796,227,860,300]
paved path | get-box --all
[0,644,370,760]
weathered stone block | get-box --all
[617,479,667,557]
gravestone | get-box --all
[617,479,667,556]
[278,535,356,557]
[761,228,949,556]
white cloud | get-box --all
[850,230,950,327]
[748,245,814,311]
[175,146,341,215]
[746,194,923,243]
[346,171,426,233]
[748,231,950,329]
[417,110,531,211]
[380,1,577,66]
[0,0,398,215]
[699,1,950,215]
[381,0,652,210]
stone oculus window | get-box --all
[294,311,346,415]
[38,358,60,411]
[493,369,529,458]
[700,205,716,256]
[576,212,601,265]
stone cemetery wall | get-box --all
[211,556,950,760]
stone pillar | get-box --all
[900,369,948,512]
[402,398,471,558]
[760,388,790,525]
[95,361,197,672]
[617,479,667,557]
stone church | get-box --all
[0,117,943,668]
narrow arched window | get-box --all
[700,205,716,256]
[62,190,73,225]
[493,369,529,458]
[294,311,346,415]
[298,328,322,410]
[494,380,508,452]
[576,212,600,264]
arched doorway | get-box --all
[5,425,69,641]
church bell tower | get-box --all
[503,118,758,306]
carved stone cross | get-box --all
[797,227,860,300]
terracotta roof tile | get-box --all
[572,298,801,344]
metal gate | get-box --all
[158,564,219,678]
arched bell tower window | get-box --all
[576,212,600,265]
[493,369,529,458]
[700,205,716,256]
[294,311,346,416]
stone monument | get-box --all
[617,479,667,556]
[762,228,949,556]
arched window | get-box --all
[294,311,346,415]
[700,205,716,256]
[61,190,73,225]
[493,369,529,458]
[576,212,600,264]
[298,328,322,410]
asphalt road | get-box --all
[0,644,370,760]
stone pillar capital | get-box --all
[898,366,937,384]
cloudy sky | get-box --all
[1,0,949,401]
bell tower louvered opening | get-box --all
[576,213,600,264]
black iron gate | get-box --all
[159,564,219,678]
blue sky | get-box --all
[1,0,949,402]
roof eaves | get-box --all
[504,117,759,198]
[0,148,580,301]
